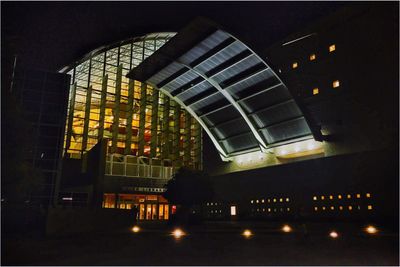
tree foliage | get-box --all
[163,167,214,207]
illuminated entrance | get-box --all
[102,193,170,221]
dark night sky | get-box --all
[2,1,346,72]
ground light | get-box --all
[242,229,253,238]
[365,225,378,234]
[131,226,140,233]
[171,228,185,239]
[329,231,339,239]
[282,224,292,233]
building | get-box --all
[58,33,202,220]
[9,63,70,206]
[54,3,397,224]
[128,4,398,224]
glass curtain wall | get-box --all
[62,33,202,170]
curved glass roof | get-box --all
[128,18,315,159]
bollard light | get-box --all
[131,226,140,233]
[242,229,253,238]
[365,225,378,234]
[329,231,339,239]
[172,228,185,239]
[282,224,292,233]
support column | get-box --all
[125,79,135,154]
[98,75,108,141]
[150,89,159,158]
[65,82,77,156]
[111,64,122,153]
[162,96,170,159]
[138,82,147,156]
[82,85,93,152]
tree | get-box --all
[163,168,214,223]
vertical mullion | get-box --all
[138,82,147,156]
[162,96,170,159]
[82,85,93,152]
[65,82,77,156]
[111,64,122,153]
[183,110,191,166]
[98,75,108,141]
[173,102,180,167]
[150,89,159,158]
[125,79,135,154]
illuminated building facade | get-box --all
[58,33,202,219]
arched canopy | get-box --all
[128,18,315,159]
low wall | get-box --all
[46,207,134,236]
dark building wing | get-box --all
[127,18,314,159]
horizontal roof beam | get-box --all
[189,37,236,68]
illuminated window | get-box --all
[313,196,317,201]
[330,206,334,210]
[287,208,290,211]
[207,203,209,206]
[256,200,259,203]
[274,208,277,212]
[338,195,342,199]
[273,198,277,202]
[286,198,290,202]
[309,54,316,61]
[261,199,265,203]
[292,62,298,69]
[211,203,213,206]
[262,208,265,212]
[368,205,373,210]
[321,196,325,200]
[230,206,236,216]
[279,198,283,203]
[268,208,271,212]
[322,206,326,210]
[268,199,271,203]
[339,206,343,210]
[366,193,371,198]
[356,194,361,199]
[313,88,319,95]
[250,200,253,204]
[347,194,351,199]
[280,208,283,212]
[333,80,340,88]
[329,44,336,52]
[314,207,318,211]
[348,206,353,211]
[329,195,333,200]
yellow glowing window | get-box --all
[330,206,335,210]
[261,199,265,203]
[338,195,342,199]
[268,208,271,212]
[287,208,290,211]
[356,194,361,199]
[329,195,333,200]
[313,88,319,95]
[321,196,325,200]
[268,199,271,203]
[286,198,290,202]
[314,207,318,211]
[279,198,283,203]
[333,80,340,88]
[273,198,277,202]
[256,200,259,203]
[368,205,373,210]
[329,44,336,52]
[313,196,317,201]
[366,193,371,198]
[310,54,316,61]
[347,194,351,199]
[339,206,343,210]
[263,208,265,212]
[348,206,353,211]
[292,62,298,69]
[322,206,326,210]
